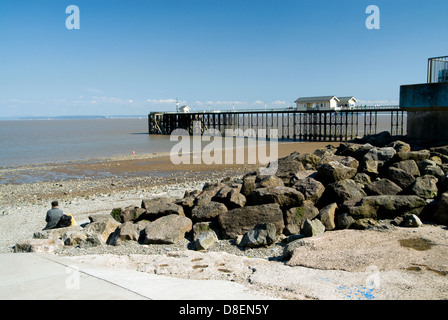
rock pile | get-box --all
[15,132,448,259]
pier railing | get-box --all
[428,56,448,83]
[148,108,406,142]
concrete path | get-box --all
[0,253,269,300]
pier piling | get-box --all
[149,108,405,141]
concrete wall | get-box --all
[400,82,448,110]
[400,82,448,141]
[407,110,448,140]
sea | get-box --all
[0,118,177,168]
[0,113,404,169]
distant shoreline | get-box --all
[0,115,147,121]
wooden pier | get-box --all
[148,108,406,141]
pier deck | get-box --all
[148,107,406,141]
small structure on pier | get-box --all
[179,105,191,113]
[295,96,340,111]
[295,96,358,111]
[400,56,448,141]
[338,96,358,109]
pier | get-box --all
[148,107,406,141]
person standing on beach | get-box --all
[43,201,64,230]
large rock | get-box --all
[175,195,196,217]
[79,234,104,248]
[111,206,146,223]
[403,214,423,228]
[302,219,325,237]
[387,167,416,189]
[212,185,234,203]
[290,170,318,183]
[194,231,218,250]
[418,159,445,178]
[409,175,438,199]
[139,197,185,221]
[317,160,357,184]
[226,189,246,209]
[192,221,221,240]
[360,159,379,176]
[247,186,304,210]
[422,164,445,178]
[282,238,306,260]
[143,214,192,244]
[293,177,325,204]
[337,143,374,161]
[318,203,337,231]
[353,173,372,186]
[62,229,87,246]
[430,145,448,156]
[191,201,228,222]
[387,140,411,153]
[274,158,305,186]
[439,174,448,194]
[313,145,337,158]
[218,203,284,239]
[193,193,213,207]
[364,178,403,196]
[14,238,64,253]
[433,192,448,226]
[297,153,321,168]
[390,160,420,177]
[201,181,226,196]
[241,174,257,197]
[351,218,378,230]
[363,147,396,167]
[335,213,355,229]
[284,201,319,235]
[256,175,285,188]
[321,179,367,205]
[107,220,150,245]
[358,131,392,147]
[318,155,359,169]
[239,223,277,248]
[396,149,431,162]
[342,195,427,220]
[33,225,82,240]
[84,214,121,244]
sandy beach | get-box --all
[1,140,448,300]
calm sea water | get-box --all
[0,118,177,168]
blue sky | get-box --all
[0,0,447,117]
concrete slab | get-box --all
[0,253,268,300]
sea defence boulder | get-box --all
[340,195,427,220]
[218,203,284,239]
[317,160,358,184]
[239,223,277,248]
[246,186,305,210]
[143,214,192,244]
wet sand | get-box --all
[0,141,339,186]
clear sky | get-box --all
[1,0,447,117]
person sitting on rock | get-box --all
[43,201,65,230]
